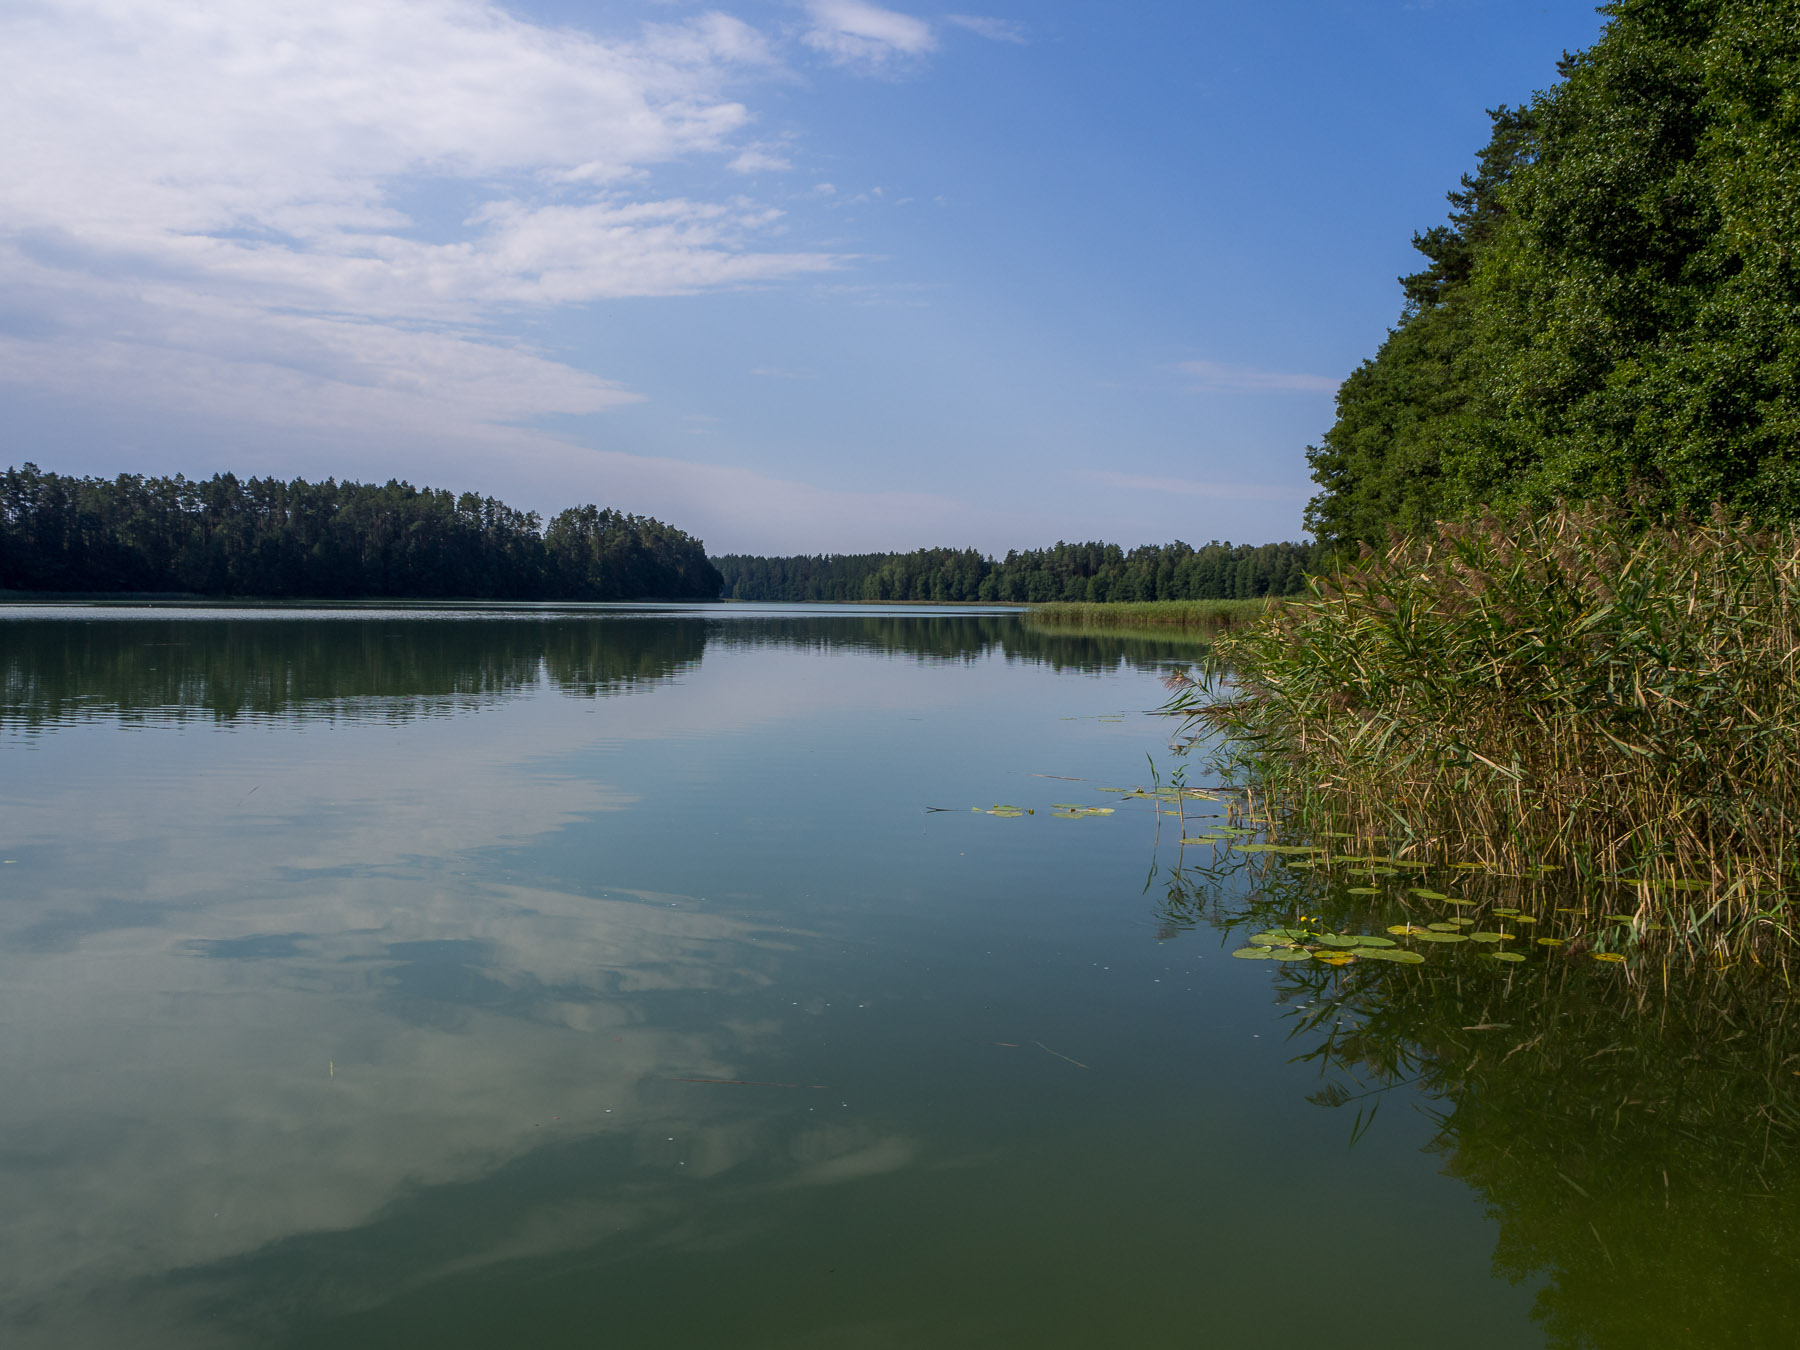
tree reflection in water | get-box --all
[1153,849,1800,1349]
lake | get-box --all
[2,604,1795,1348]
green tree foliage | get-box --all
[0,464,722,600]
[1308,0,1800,547]
[713,539,1319,603]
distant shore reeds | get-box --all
[1028,598,1276,633]
[1166,502,1799,951]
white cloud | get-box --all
[801,0,937,68]
[946,14,1027,43]
[728,147,795,173]
[1177,359,1340,394]
[0,0,847,463]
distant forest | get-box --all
[0,464,721,600]
[712,540,1320,603]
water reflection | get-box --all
[0,863,918,1348]
[1156,854,1800,1349]
[0,607,1203,732]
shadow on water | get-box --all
[0,609,1208,730]
[1151,849,1800,1350]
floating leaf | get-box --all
[1348,935,1398,948]
[1442,899,1478,907]
[1311,933,1363,948]
[1356,948,1426,964]
[1410,931,1469,943]
[1411,889,1451,901]
[1468,932,1510,943]
[1427,922,1461,932]
[1235,843,1321,854]
[1266,948,1312,961]
[1347,886,1382,895]
[1592,952,1626,964]
[1555,907,1582,914]
[1178,835,1228,845]
[1231,947,1276,960]
[1450,917,1476,927]
[1510,915,1539,925]
[1388,924,1429,936]
[1487,951,1526,963]
[1492,907,1521,916]
[1537,937,1566,946]
[1313,953,1355,967]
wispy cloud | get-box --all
[1075,471,1313,502]
[728,147,795,174]
[0,0,845,454]
[801,0,937,68]
[1178,360,1340,394]
[946,15,1028,44]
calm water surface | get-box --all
[2,605,1796,1348]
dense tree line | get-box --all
[713,539,1319,603]
[0,464,722,600]
[1307,0,1800,548]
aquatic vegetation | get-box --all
[1026,599,1277,635]
[1166,502,1800,955]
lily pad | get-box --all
[1412,931,1469,943]
[1450,917,1476,927]
[1442,899,1478,907]
[1468,932,1511,943]
[1487,951,1526,963]
[1592,952,1626,964]
[1510,914,1540,925]
[1387,924,1430,936]
[1537,937,1566,946]
[1411,889,1452,901]
[1356,948,1427,964]
[1231,947,1276,959]
[1313,953,1355,967]
[1427,922,1461,932]
[1311,933,1363,948]
[1348,935,1398,948]
[1347,886,1382,895]
[1234,843,1320,854]
[1266,947,1312,961]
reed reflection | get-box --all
[1155,853,1800,1350]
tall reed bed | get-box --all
[1028,598,1275,633]
[1167,503,1799,950]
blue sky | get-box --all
[0,1,1608,554]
